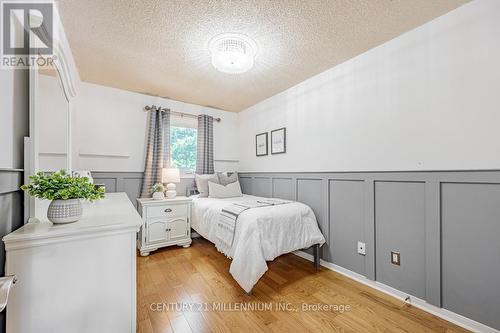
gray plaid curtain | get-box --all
[140,109,171,198]
[196,115,214,174]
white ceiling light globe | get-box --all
[209,33,257,74]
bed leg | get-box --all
[313,244,320,269]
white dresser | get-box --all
[2,193,142,333]
[137,196,192,256]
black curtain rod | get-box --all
[144,105,221,122]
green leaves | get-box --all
[170,126,197,170]
[20,170,105,201]
[151,183,164,193]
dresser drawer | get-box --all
[146,204,187,219]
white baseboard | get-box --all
[293,250,499,333]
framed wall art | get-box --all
[255,132,268,156]
[271,128,286,154]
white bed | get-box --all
[191,194,326,292]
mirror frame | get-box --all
[26,5,81,222]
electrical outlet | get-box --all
[391,251,400,265]
[357,241,366,255]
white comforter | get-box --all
[191,195,326,292]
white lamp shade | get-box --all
[162,168,180,183]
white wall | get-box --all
[38,77,239,173]
[0,15,29,170]
[38,75,68,171]
[0,69,29,170]
[238,0,500,173]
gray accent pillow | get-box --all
[217,172,238,186]
[195,174,219,198]
[208,180,243,198]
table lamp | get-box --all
[162,168,180,199]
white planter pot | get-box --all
[47,199,83,224]
[152,192,165,200]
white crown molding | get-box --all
[26,2,80,100]
[51,3,80,100]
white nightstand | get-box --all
[136,196,192,256]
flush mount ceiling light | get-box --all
[209,33,257,74]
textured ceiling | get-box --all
[57,0,468,112]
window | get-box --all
[170,126,197,172]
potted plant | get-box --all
[151,183,165,200]
[21,170,105,224]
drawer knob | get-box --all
[164,208,172,213]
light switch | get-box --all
[357,241,366,255]
[391,251,400,265]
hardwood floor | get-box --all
[137,238,469,333]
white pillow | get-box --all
[195,174,219,198]
[208,181,243,199]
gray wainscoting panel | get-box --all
[92,177,118,192]
[375,181,426,299]
[0,191,24,268]
[329,180,365,275]
[296,178,324,228]
[239,169,500,329]
[441,182,500,330]
[0,170,25,333]
[424,181,441,306]
[272,178,294,200]
[239,177,253,194]
[363,179,376,280]
[122,177,142,205]
[253,177,272,197]
[296,178,329,258]
[240,170,500,306]
[0,170,25,276]
[91,172,197,208]
[92,172,142,208]
[0,170,23,195]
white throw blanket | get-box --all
[216,199,291,257]
[190,195,326,292]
